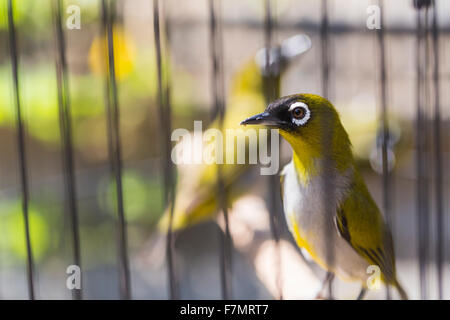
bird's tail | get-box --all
[393,279,408,300]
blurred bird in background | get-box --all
[158,34,312,232]
[241,94,408,300]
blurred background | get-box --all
[0,0,449,299]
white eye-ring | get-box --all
[289,101,310,126]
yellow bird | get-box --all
[158,35,312,232]
[241,94,408,300]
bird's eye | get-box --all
[292,107,306,119]
[289,102,310,126]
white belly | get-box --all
[281,160,370,283]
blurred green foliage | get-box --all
[99,170,164,224]
[0,0,197,274]
[0,201,50,264]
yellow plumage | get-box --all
[242,93,408,299]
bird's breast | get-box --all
[281,160,369,281]
[281,159,349,230]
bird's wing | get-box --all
[335,171,396,283]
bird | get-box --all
[158,35,312,232]
[241,93,408,300]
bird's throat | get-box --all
[280,127,353,185]
[292,151,318,185]
[279,130,319,184]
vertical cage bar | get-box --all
[320,0,335,300]
[414,0,430,300]
[153,0,178,299]
[320,0,330,99]
[154,0,173,206]
[209,0,226,121]
[7,0,35,300]
[209,0,232,300]
[431,0,444,300]
[52,0,82,300]
[376,0,392,300]
[263,0,283,300]
[100,0,131,300]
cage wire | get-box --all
[2,0,448,300]
[152,0,178,300]
[263,0,284,301]
[208,0,233,300]
[415,0,431,300]
[320,0,337,300]
[6,0,35,300]
[376,0,392,300]
[413,0,445,300]
[52,0,82,300]
[100,0,131,300]
[431,0,444,301]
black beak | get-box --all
[240,112,282,127]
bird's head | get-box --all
[241,94,353,173]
